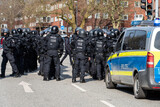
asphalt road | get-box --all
[0,50,160,107]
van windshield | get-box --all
[154,31,160,50]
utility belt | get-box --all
[76,51,85,54]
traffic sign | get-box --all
[61,26,65,30]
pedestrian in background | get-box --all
[60,34,73,66]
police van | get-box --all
[105,20,160,99]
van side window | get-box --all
[154,31,160,50]
[123,30,135,50]
[116,32,125,51]
[123,30,146,50]
[132,30,146,50]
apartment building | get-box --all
[2,0,160,32]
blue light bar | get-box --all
[154,18,160,26]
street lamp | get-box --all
[74,0,78,27]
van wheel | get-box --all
[134,74,147,99]
[105,67,117,89]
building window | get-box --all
[135,1,140,7]
[63,3,66,7]
[135,14,143,20]
[59,4,62,8]
[88,15,92,19]
[122,15,128,20]
[95,0,100,4]
[55,17,58,22]
[40,18,43,22]
[47,17,51,23]
[46,4,51,11]
[95,13,100,19]
[68,27,72,33]
[51,6,54,10]
[51,17,54,22]
[43,17,46,22]
[103,13,108,19]
[95,26,100,29]
[2,17,6,21]
[1,24,7,29]
[87,26,92,31]
[59,16,63,21]
[103,0,108,5]
[55,4,58,9]
[69,14,72,19]
[87,0,90,5]
[121,1,128,7]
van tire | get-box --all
[134,74,147,99]
[105,67,117,89]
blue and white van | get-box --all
[105,26,160,99]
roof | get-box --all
[125,26,158,31]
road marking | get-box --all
[100,100,115,107]
[19,81,34,93]
[71,84,87,92]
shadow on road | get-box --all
[61,65,69,73]
[116,85,160,100]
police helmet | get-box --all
[11,29,18,35]
[114,29,120,37]
[3,28,10,33]
[17,28,23,34]
[31,30,38,35]
[51,26,59,34]
[110,32,116,39]
[89,30,94,37]
[86,31,89,36]
[22,28,27,33]
[3,28,10,37]
[75,27,81,34]
[79,29,86,38]
[110,28,114,33]
[97,29,104,37]
[93,29,99,37]
[26,28,31,34]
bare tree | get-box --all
[0,0,24,30]
[22,0,51,31]
[101,0,129,28]
[51,0,101,31]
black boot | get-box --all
[14,73,21,78]
[0,74,5,78]
[80,78,85,83]
[98,77,102,81]
[72,78,76,83]
[10,72,15,77]
[38,71,41,75]
[56,77,61,81]
[43,77,49,81]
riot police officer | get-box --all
[95,29,107,80]
[11,29,22,75]
[90,29,99,79]
[71,29,89,83]
[43,26,64,81]
[1,28,20,77]
[72,27,81,42]
[0,29,9,78]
